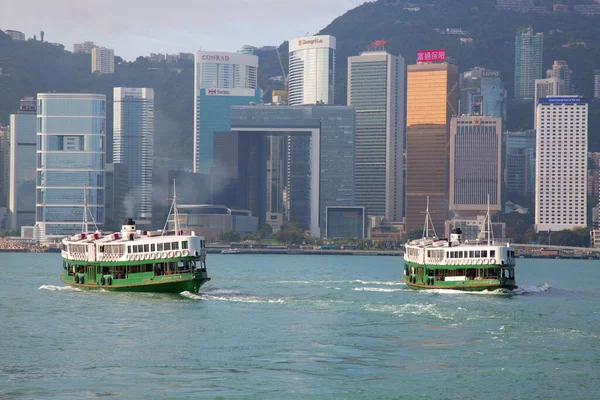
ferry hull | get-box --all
[401,276,517,292]
[60,271,210,294]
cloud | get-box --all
[1,0,365,60]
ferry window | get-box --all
[490,250,496,257]
[475,251,481,258]
[151,244,155,252]
[164,242,171,251]
[133,246,138,253]
[144,244,149,252]
[100,246,105,252]
[157,243,163,251]
[482,250,487,258]
[182,241,188,249]
[459,251,463,258]
[128,246,132,253]
[172,242,179,250]
[427,250,431,257]
[469,251,474,258]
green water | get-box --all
[1,253,598,399]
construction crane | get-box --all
[275,45,287,90]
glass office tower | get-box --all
[36,93,106,238]
[113,87,154,225]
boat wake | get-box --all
[510,283,551,295]
[181,289,286,304]
[39,284,81,292]
[354,287,405,293]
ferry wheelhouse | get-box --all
[402,199,517,291]
[60,183,210,293]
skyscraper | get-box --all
[91,47,115,74]
[534,77,562,124]
[288,35,336,106]
[405,60,458,233]
[36,93,106,239]
[0,126,8,209]
[594,70,600,99]
[193,51,259,173]
[514,27,544,100]
[546,60,572,95]
[505,130,536,197]
[459,67,507,120]
[347,46,406,221]
[113,88,154,226]
[9,97,37,230]
[535,96,587,232]
[73,41,95,54]
[449,116,502,217]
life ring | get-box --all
[182,250,189,257]
[74,275,79,284]
[100,276,105,285]
[107,276,112,286]
[162,252,167,259]
[477,259,482,265]
[168,251,174,258]
[484,259,489,264]
[175,250,181,258]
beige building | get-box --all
[449,116,502,217]
[405,62,458,233]
[91,47,115,74]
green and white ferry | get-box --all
[60,184,210,293]
[402,200,517,291]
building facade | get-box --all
[113,87,154,226]
[514,27,544,100]
[405,62,459,233]
[347,49,406,221]
[0,126,9,209]
[4,30,25,41]
[534,77,562,124]
[449,116,502,217]
[459,67,507,120]
[546,60,572,95]
[504,130,536,197]
[288,35,336,106]
[223,105,355,237]
[594,70,600,99]
[91,47,115,74]
[36,93,106,239]
[326,206,366,239]
[193,51,259,173]
[73,41,95,54]
[535,96,588,232]
[8,98,37,230]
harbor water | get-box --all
[1,252,598,399]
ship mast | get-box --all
[81,184,99,233]
[422,196,437,239]
[162,179,180,236]
[483,193,494,245]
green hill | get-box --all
[1,0,600,157]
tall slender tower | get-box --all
[113,88,154,226]
[347,42,405,221]
[546,60,572,95]
[535,96,588,232]
[405,53,458,233]
[285,35,336,228]
[514,27,543,100]
[36,93,106,239]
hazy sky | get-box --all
[2,0,366,60]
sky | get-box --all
[2,0,367,60]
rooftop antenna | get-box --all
[422,196,437,239]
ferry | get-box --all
[221,248,241,254]
[402,199,517,291]
[60,184,210,293]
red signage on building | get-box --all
[416,49,446,63]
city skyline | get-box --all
[0,0,364,61]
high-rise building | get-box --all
[405,61,459,233]
[73,41,95,54]
[514,27,544,100]
[238,45,257,55]
[3,30,26,41]
[546,60,572,95]
[222,105,355,236]
[193,51,259,173]
[0,126,9,209]
[113,88,154,226]
[449,116,502,217]
[347,47,406,221]
[288,35,336,106]
[534,77,562,124]
[535,96,588,232]
[91,47,115,74]
[459,67,507,120]
[36,93,106,239]
[504,130,536,197]
[594,70,600,99]
[8,97,37,230]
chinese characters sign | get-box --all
[416,49,446,63]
